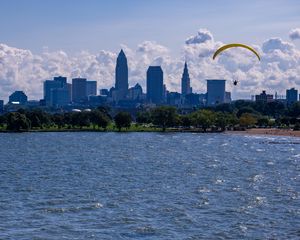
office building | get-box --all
[181,62,192,96]
[147,66,164,104]
[44,76,69,106]
[167,92,181,106]
[225,91,232,103]
[255,90,273,103]
[128,83,143,101]
[100,89,109,96]
[51,88,70,107]
[86,81,97,96]
[115,49,128,100]
[286,88,298,106]
[72,78,87,103]
[206,80,226,106]
[9,91,28,104]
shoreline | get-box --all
[226,128,300,138]
[0,128,300,137]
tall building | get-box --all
[53,76,67,86]
[44,80,62,105]
[44,76,70,106]
[147,66,164,104]
[255,90,273,103]
[181,62,192,95]
[225,91,231,103]
[9,91,28,104]
[128,83,144,101]
[86,81,97,96]
[51,88,70,107]
[115,49,128,100]
[72,78,87,103]
[286,88,298,106]
[206,80,226,106]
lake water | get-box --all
[0,132,299,239]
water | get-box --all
[0,132,299,239]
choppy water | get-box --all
[0,132,299,239]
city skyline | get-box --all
[0,1,300,101]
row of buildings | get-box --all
[0,49,299,113]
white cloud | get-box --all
[289,28,300,40]
[185,29,213,45]
[1,28,300,101]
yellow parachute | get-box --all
[212,43,260,61]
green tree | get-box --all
[288,102,300,118]
[257,116,269,127]
[180,114,192,128]
[236,106,258,118]
[90,110,110,130]
[151,106,177,131]
[114,112,132,131]
[136,111,152,124]
[0,115,6,128]
[52,114,65,129]
[71,112,90,129]
[191,109,215,132]
[6,112,30,132]
[214,103,234,113]
[215,112,230,131]
[239,113,257,128]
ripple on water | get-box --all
[0,132,299,239]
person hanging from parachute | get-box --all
[212,43,261,86]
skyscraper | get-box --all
[72,78,87,103]
[86,81,97,96]
[115,49,128,100]
[206,80,226,106]
[147,66,164,104]
[181,62,192,95]
[44,76,70,106]
[286,88,298,106]
[44,80,63,105]
[51,88,70,107]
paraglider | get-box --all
[213,43,261,61]
[233,80,239,86]
[213,43,261,86]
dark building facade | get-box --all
[255,90,273,103]
[286,88,298,106]
[206,80,226,106]
[147,66,164,104]
[115,49,128,100]
[9,91,28,104]
[72,78,87,103]
[44,76,68,106]
[181,62,192,96]
[86,81,97,96]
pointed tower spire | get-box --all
[181,61,191,95]
[115,49,129,100]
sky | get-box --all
[0,0,300,101]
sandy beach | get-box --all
[227,128,300,138]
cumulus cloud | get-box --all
[185,28,213,44]
[289,28,300,40]
[262,38,293,53]
[0,28,300,101]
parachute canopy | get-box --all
[213,43,261,61]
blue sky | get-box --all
[1,0,300,54]
[1,0,300,101]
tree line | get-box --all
[0,100,300,132]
